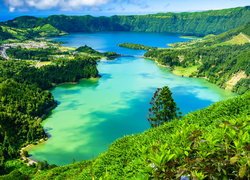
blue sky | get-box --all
[1,0,250,20]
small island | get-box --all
[119,43,157,51]
[76,45,121,59]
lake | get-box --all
[29,32,234,165]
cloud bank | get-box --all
[4,0,111,11]
[4,0,149,12]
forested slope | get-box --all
[0,59,99,174]
[145,23,250,94]
[2,6,250,36]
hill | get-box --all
[2,6,250,37]
[0,24,65,43]
[32,24,67,37]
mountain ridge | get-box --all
[2,6,250,36]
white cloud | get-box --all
[9,7,15,12]
[4,0,110,11]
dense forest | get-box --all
[2,6,250,36]
[6,47,63,61]
[0,58,99,174]
[0,79,55,170]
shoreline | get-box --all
[146,57,235,93]
[20,138,47,166]
[23,76,100,165]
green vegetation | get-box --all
[172,22,250,48]
[5,44,119,61]
[0,26,30,42]
[2,6,250,37]
[0,59,98,90]
[6,47,63,61]
[0,23,65,43]
[33,24,67,37]
[28,92,249,179]
[148,86,180,127]
[0,27,13,41]
[0,57,99,175]
[145,23,250,94]
[76,45,120,59]
[0,79,54,163]
[172,66,198,77]
[119,43,156,50]
[76,45,102,55]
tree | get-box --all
[148,86,180,127]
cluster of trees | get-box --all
[76,45,120,59]
[0,58,99,173]
[119,43,156,51]
[2,6,250,36]
[76,45,103,56]
[0,79,55,169]
[0,27,13,41]
[6,47,63,61]
[0,58,99,89]
[145,44,250,94]
[6,45,120,62]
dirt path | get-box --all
[0,46,9,60]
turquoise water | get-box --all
[30,32,233,165]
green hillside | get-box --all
[0,24,65,42]
[145,23,250,94]
[3,6,250,36]
[3,92,247,179]
[33,24,67,37]
[0,26,31,42]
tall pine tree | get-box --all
[148,86,180,127]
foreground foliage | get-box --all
[31,93,249,179]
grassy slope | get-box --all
[32,93,250,179]
[0,26,30,41]
[172,22,250,48]
[33,24,66,37]
[0,24,65,43]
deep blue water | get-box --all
[52,32,189,56]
